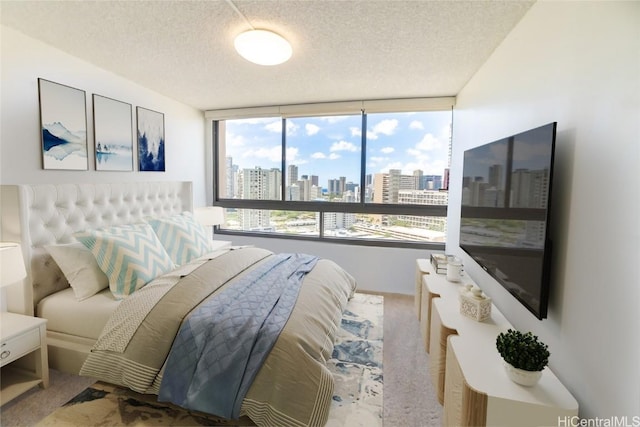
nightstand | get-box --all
[0,312,49,406]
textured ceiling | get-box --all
[1,0,534,111]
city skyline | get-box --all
[223,110,452,185]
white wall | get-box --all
[447,2,639,419]
[0,26,207,206]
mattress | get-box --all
[35,248,231,341]
[37,287,120,340]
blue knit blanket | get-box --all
[158,253,319,419]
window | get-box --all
[217,118,282,200]
[285,115,362,202]
[210,99,453,248]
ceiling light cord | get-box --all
[225,0,255,30]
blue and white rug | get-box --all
[327,292,384,427]
[36,292,384,426]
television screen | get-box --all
[459,122,557,319]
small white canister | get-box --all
[446,257,463,282]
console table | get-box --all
[416,259,578,426]
[414,258,432,320]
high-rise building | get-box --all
[320,212,356,231]
[489,164,503,190]
[511,168,549,209]
[328,178,339,195]
[418,174,443,190]
[225,156,236,198]
[373,169,418,204]
[288,165,298,187]
[511,168,550,247]
[288,184,301,201]
[398,189,449,232]
[239,167,275,230]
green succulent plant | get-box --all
[496,329,550,372]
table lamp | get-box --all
[193,207,225,239]
[0,243,27,312]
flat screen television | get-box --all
[459,122,557,319]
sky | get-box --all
[224,110,452,185]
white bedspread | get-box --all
[37,288,120,340]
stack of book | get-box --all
[430,253,449,274]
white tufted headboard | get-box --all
[0,182,193,315]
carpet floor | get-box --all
[0,293,442,426]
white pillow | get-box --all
[74,223,175,299]
[45,242,109,301]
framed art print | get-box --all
[137,106,165,171]
[38,78,88,170]
[93,94,134,171]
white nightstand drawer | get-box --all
[0,327,40,367]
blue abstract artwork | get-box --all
[38,79,88,170]
[93,94,134,171]
[137,106,165,172]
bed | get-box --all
[0,182,357,427]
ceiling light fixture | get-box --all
[226,0,292,66]
[234,29,292,66]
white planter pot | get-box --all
[503,361,542,386]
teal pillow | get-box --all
[74,223,175,299]
[147,212,214,266]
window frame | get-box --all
[207,98,454,249]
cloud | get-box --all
[376,161,404,173]
[372,119,398,136]
[380,146,394,154]
[409,120,424,130]
[330,140,359,152]
[305,123,320,136]
[319,116,350,124]
[415,133,443,151]
[264,120,281,133]
[351,127,378,140]
[242,145,282,163]
[286,121,299,136]
[263,119,298,136]
[370,156,387,163]
[286,147,300,163]
[311,151,341,160]
[226,132,245,147]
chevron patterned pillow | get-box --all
[147,212,214,266]
[75,223,175,299]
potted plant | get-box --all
[496,329,550,386]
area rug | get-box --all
[35,292,383,426]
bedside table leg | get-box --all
[35,324,49,388]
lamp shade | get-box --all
[194,207,225,226]
[0,243,26,288]
[234,29,292,66]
